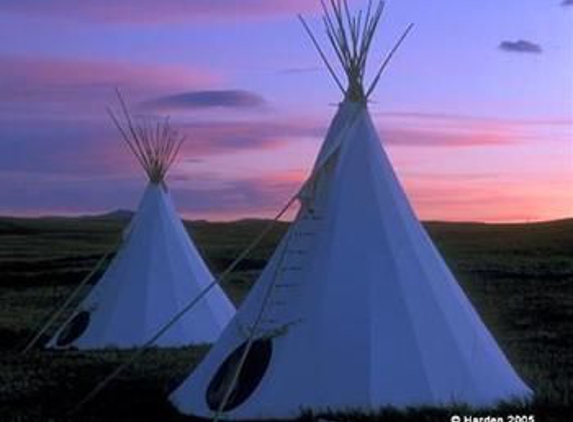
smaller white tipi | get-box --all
[170,1,531,420]
[46,95,235,350]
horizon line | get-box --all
[1,210,571,227]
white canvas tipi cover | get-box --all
[47,99,235,349]
[47,184,234,349]
[170,2,531,419]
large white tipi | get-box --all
[170,1,532,419]
[46,96,235,350]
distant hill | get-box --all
[91,209,134,221]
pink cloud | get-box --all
[374,112,525,148]
[378,111,573,128]
[0,56,216,110]
[1,100,570,223]
[401,173,573,223]
[176,119,323,157]
[0,114,321,181]
[2,155,571,223]
[380,127,513,147]
[0,1,320,24]
[172,169,305,221]
[376,111,573,147]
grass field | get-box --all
[0,215,572,421]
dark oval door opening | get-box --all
[206,338,273,412]
[56,310,91,347]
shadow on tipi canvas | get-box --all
[170,1,532,419]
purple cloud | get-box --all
[178,120,322,156]
[0,116,322,179]
[498,40,543,54]
[0,119,134,176]
[0,169,301,219]
[378,111,573,127]
[0,1,319,24]
[0,114,320,217]
[279,66,322,74]
[561,0,573,7]
[0,56,217,119]
[0,172,143,216]
[374,112,519,148]
[379,127,513,148]
[173,175,300,217]
[141,90,267,111]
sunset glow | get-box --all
[0,0,571,222]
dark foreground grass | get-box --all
[0,216,572,421]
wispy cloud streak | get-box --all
[141,90,267,111]
[0,0,319,24]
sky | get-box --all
[0,0,571,222]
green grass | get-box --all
[0,216,572,421]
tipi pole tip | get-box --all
[107,91,185,184]
[299,0,413,102]
[365,22,414,98]
[298,13,346,94]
